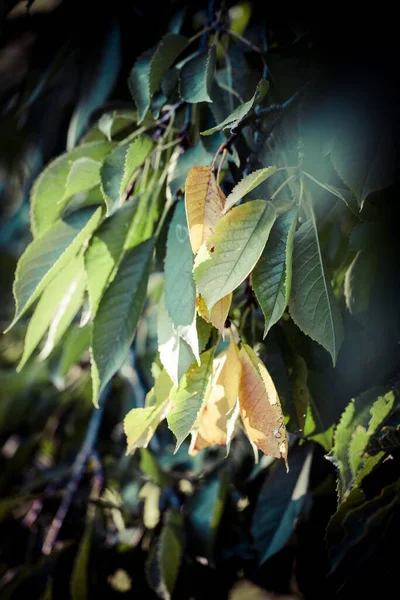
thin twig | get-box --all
[42,386,109,555]
[270,174,298,201]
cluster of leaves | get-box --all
[1,3,400,599]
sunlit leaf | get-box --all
[179,45,217,103]
[185,166,225,254]
[252,208,297,336]
[6,207,102,331]
[194,200,276,312]
[196,293,232,334]
[91,238,154,406]
[224,166,277,213]
[239,344,288,466]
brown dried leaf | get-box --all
[238,344,288,468]
[185,166,225,254]
[196,292,232,333]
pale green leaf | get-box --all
[167,347,215,451]
[91,238,154,406]
[164,201,199,360]
[288,207,344,365]
[157,293,196,386]
[224,166,278,213]
[201,79,269,135]
[56,324,91,380]
[100,136,153,213]
[85,198,140,316]
[344,250,378,315]
[302,171,358,215]
[179,45,216,103]
[252,208,297,336]
[124,396,170,454]
[147,509,184,600]
[129,34,188,123]
[7,207,102,331]
[193,200,276,312]
[17,255,85,371]
[31,141,113,236]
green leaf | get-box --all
[146,509,184,600]
[329,389,395,500]
[252,444,313,563]
[164,201,199,359]
[344,250,378,315]
[157,293,196,386]
[252,208,297,336]
[194,200,276,312]
[330,115,394,208]
[201,79,269,135]
[7,207,102,331]
[71,520,93,600]
[139,448,173,487]
[31,141,113,237]
[17,254,86,371]
[124,393,170,454]
[302,171,359,215]
[179,45,216,103]
[129,34,188,123]
[91,238,154,406]
[85,198,141,317]
[167,347,215,451]
[100,136,153,214]
[224,166,278,213]
[55,324,91,380]
[288,206,344,365]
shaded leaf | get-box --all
[17,254,86,370]
[288,207,344,365]
[252,444,313,563]
[224,166,278,213]
[7,207,101,331]
[55,324,91,380]
[239,344,288,466]
[179,45,217,103]
[168,348,215,451]
[91,238,154,406]
[71,520,93,600]
[185,166,225,254]
[194,200,276,312]
[201,79,269,135]
[196,293,232,334]
[124,384,171,453]
[168,142,214,198]
[100,136,153,213]
[344,250,378,315]
[252,208,297,336]
[31,141,113,237]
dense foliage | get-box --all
[0,3,399,599]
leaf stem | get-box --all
[271,174,298,201]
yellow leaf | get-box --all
[238,344,288,468]
[196,293,232,333]
[185,166,225,254]
[190,333,241,454]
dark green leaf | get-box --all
[179,45,216,103]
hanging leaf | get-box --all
[100,136,153,213]
[91,238,154,406]
[168,142,214,198]
[239,344,288,466]
[146,509,184,600]
[179,45,217,103]
[344,250,378,316]
[194,200,276,312]
[288,205,344,365]
[185,166,225,254]
[129,34,188,123]
[6,207,101,331]
[84,198,141,317]
[31,141,113,237]
[157,293,197,386]
[164,201,199,359]
[252,444,313,563]
[252,208,297,337]
[17,255,86,371]
[70,519,94,600]
[224,166,278,213]
[55,324,91,381]
[201,79,269,135]
[168,348,215,451]
[196,293,232,334]
[329,389,395,500]
[190,334,241,454]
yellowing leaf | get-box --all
[238,344,288,468]
[190,334,241,454]
[124,399,170,454]
[185,166,225,254]
[196,293,232,334]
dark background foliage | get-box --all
[0,2,399,599]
